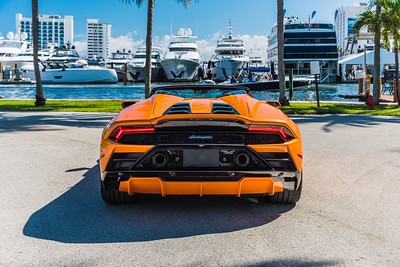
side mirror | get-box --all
[121,100,139,109]
[266,100,281,108]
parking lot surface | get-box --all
[1,112,399,266]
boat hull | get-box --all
[23,68,118,84]
[161,58,200,81]
[212,59,247,82]
[235,78,312,91]
[128,65,164,82]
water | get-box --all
[0,82,362,102]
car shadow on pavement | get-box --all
[290,114,400,133]
[0,112,115,133]
[23,162,295,244]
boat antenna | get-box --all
[170,16,173,35]
[228,19,232,39]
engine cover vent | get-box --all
[212,103,239,114]
[163,102,191,115]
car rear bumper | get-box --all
[118,177,284,197]
[101,171,301,197]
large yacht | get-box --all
[209,21,249,82]
[266,16,338,83]
[22,44,117,84]
[161,28,201,82]
[128,46,164,82]
[0,32,30,69]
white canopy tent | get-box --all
[338,48,398,81]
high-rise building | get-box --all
[86,19,111,60]
[334,2,369,56]
[16,13,73,50]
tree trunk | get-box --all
[144,0,154,98]
[277,0,286,103]
[32,0,45,106]
[373,0,381,104]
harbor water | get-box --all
[0,82,363,102]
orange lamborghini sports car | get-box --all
[99,85,303,204]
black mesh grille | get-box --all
[106,153,144,171]
[245,134,283,144]
[117,133,284,145]
[260,152,297,171]
[119,134,158,145]
[163,102,191,115]
[211,103,239,114]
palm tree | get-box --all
[353,0,381,104]
[381,0,400,105]
[277,0,287,104]
[373,0,381,105]
[123,0,195,98]
[32,0,45,106]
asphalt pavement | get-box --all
[1,111,400,266]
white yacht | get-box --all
[10,49,52,69]
[161,28,201,81]
[106,49,134,81]
[266,16,338,83]
[0,32,30,69]
[128,46,164,82]
[210,21,249,82]
[22,44,118,84]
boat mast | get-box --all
[228,19,232,39]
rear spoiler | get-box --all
[121,100,140,109]
[266,100,281,108]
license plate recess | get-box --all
[183,149,219,167]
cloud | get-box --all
[73,32,143,58]
[242,35,267,57]
[110,32,143,54]
[73,40,87,57]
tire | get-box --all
[101,181,135,204]
[268,172,303,204]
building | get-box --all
[86,19,111,60]
[266,17,339,83]
[334,2,370,56]
[16,13,73,50]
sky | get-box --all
[0,0,364,60]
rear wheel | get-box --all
[101,181,135,204]
[268,172,303,204]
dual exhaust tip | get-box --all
[151,150,252,168]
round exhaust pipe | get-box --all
[234,151,251,168]
[151,152,169,167]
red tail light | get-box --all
[248,125,294,141]
[109,126,155,141]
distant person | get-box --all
[197,67,204,80]
[230,75,237,84]
[237,74,243,83]
[207,70,213,80]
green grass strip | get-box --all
[1,100,399,116]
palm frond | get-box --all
[175,0,198,9]
[121,0,144,7]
